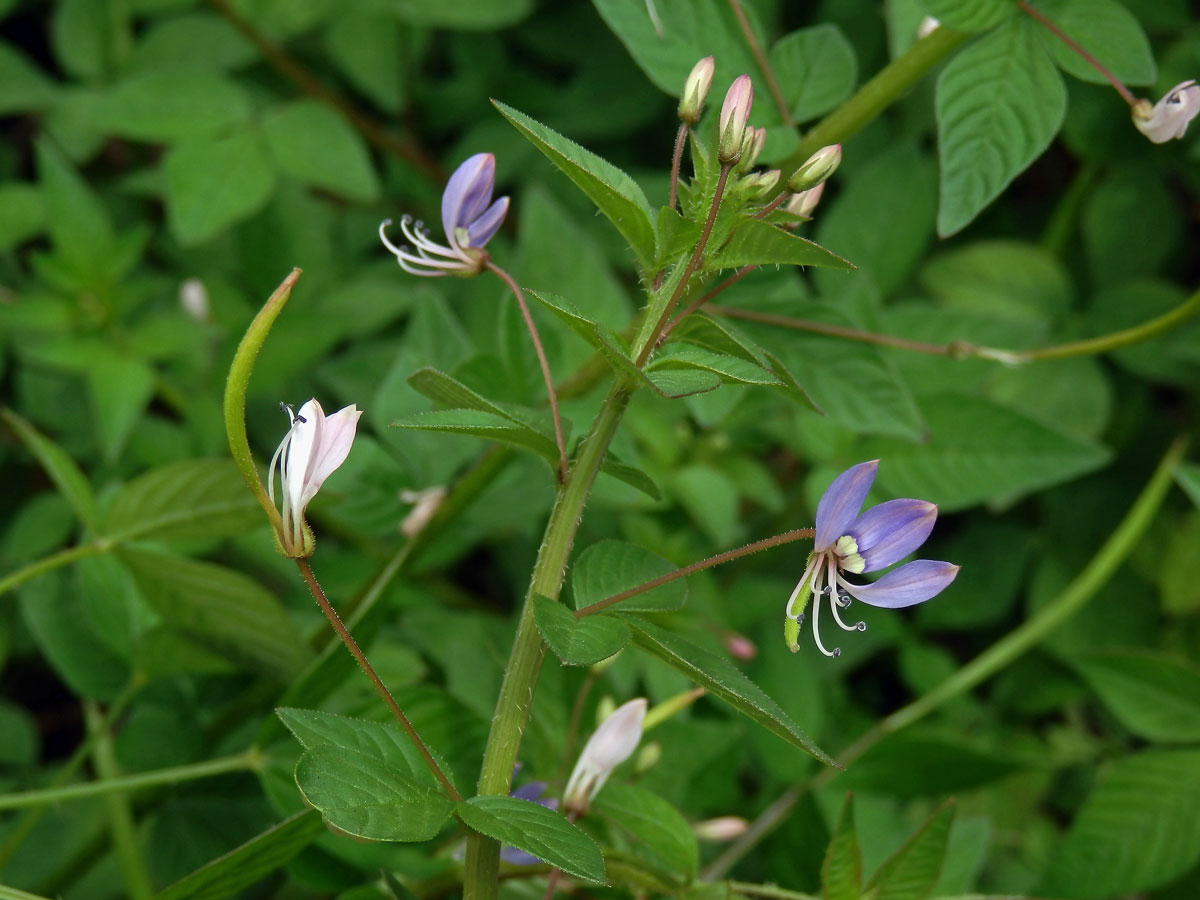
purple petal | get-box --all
[849,498,937,573]
[465,196,509,248]
[814,460,878,550]
[500,846,543,866]
[441,153,495,240]
[510,780,547,802]
[841,559,959,609]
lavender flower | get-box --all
[379,153,509,277]
[785,460,959,657]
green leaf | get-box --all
[839,734,1031,799]
[324,12,408,113]
[918,0,1015,31]
[457,795,605,882]
[708,220,854,272]
[1176,461,1200,509]
[644,367,722,399]
[36,138,116,273]
[572,540,686,613]
[164,130,277,245]
[534,594,631,666]
[1033,0,1155,86]
[1,407,98,530]
[124,13,257,75]
[1068,651,1200,743]
[867,801,955,900]
[649,344,781,387]
[591,783,698,880]
[277,708,456,842]
[376,0,533,29]
[822,793,862,900]
[391,408,558,466]
[120,548,309,681]
[626,617,835,766]
[1039,750,1200,898]
[0,41,56,114]
[155,810,325,900]
[99,73,252,141]
[408,367,528,424]
[599,458,662,501]
[262,101,380,203]
[918,240,1072,324]
[768,24,858,122]
[493,100,655,268]
[935,18,1066,236]
[865,394,1111,512]
[100,459,263,544]
[0,182,45,251]
[86,351,156,464]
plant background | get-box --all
[1,0,1200,899]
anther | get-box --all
[831,647,842,658]
[855,621,866,632]
[794,613,805,626]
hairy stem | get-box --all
[661,266,755,340]
[703,436,1187,878]
[488,263,569,481]
[636,165,732,366]
[463,381,634,900]
[576,528,814,618]
[296,559,462,801]
[667,123,688,210]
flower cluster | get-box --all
[1133,80,1200,143]
[786,460,959,657]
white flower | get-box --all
[268,399,361,557]
[1133,80,1200,143]
[563,698,646,814]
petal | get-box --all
[286,399,324,519]
[813,460,878,550]
[849,498,937,572]
[465,196,509,248]
[510,781,547,802]
[841,559,959,609]
[298,404,362,509]
[441,153,495,240]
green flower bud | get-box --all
[678,56,715,125]
[785,143,841,194]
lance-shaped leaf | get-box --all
[573,541,687,613]
[2,407,98,530]
[458,795,606,882]
[494,100,655,268]
[866,800,955,900]
[708,219,854,271]
[591,783,698,881]
[626,617,835,766]
[822,793,862,900]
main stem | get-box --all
[463,381,634,900]
[296,559,462,801]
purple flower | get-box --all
[379,153,509,277]
[785,460,959,657]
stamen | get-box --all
[855,621,867,631]
[808,564,838,658]
[827,559,860,632]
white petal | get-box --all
[298,404,362,509]
[285,399,323,523]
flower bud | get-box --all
[739,168,780,200]
[694,816,750,841]
[723,631,757,660]
[717,75,754,165]
[735,126,767,172]
[179,278,210,322]
[786,144,841,194]
[634,741,661,774]
[1133,80,1200,143]
[564,698,646,815]
[678,56,715,125]
[917,16,940,40]
[783,183,825,224]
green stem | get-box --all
[0,542,109,599]
[702,436,1188,879]
[781,24,969,173]
[463,381,634,900]
[296,559,462,801]
[729,882,820,900]
[0,678,142,873]
[0,751,259,812]
[1040,162,1099,256]
[84,701,153,900]
[575,528,814,618]
[223,267,300,536]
